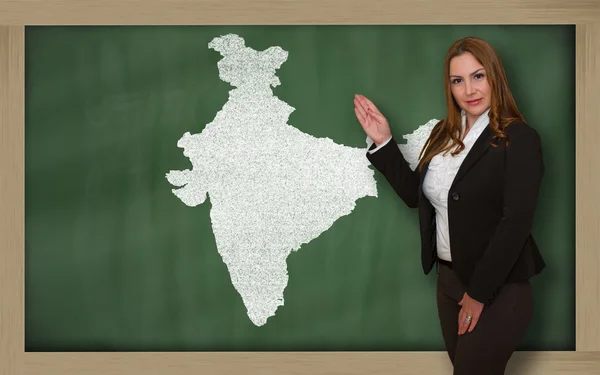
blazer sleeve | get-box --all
[366,137,420,208]
[466,122,545,304]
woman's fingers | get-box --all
[354,95,370,113]
[458,308,472,335]
[458,308,484,335]
[359,95,385,119]
[354,94,392,145]
[354,98,368,120]
[356,94,390,131]
[354,99,378,132]
[354,105,365,124]
[467,313,480,333]
[369,108,388,125]
[355,95,379,124]
[354,102,371,128]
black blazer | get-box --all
[366,119,546,306]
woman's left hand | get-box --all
[458,292,484,335]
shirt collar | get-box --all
[461,107,491,131]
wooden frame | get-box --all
[1,1,598,374]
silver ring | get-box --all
[465,316,472,323]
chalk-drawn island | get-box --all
[166,33,437,326]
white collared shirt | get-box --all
[423,109,490,261]
[369,109,491,262]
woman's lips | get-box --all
[466,98,482,105]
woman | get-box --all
[354,36,546,375]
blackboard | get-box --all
[24,25,575,351]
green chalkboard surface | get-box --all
[25,25,575,351]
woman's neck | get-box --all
[463,107,491,140]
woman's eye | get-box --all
[451,78,461,84]
[475,73,485,79]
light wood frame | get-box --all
[1,1,599,374]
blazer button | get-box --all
[452,192,460,201]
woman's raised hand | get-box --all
[354,94,392,146]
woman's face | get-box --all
[449,52,492,124]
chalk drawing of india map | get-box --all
[166,34,437,326]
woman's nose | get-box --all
[465,82,475,95]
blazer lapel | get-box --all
[420,159,430,185]
[450,124,492,189]
[419,158,431,189]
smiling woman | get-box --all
[355,36,546,375]
[23,25,575,362]
[448,59,491,138]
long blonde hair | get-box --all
[417,36,524,172]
